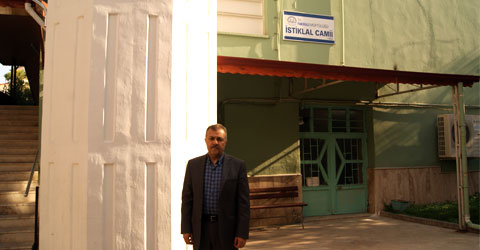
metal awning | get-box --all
[218,55,480,231]
[218,56,479,87]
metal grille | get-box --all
[336,138,363,185]
[300,138,327,186]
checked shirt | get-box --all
[202,154,224,215]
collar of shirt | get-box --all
[206,153,225,169]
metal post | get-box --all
[9,65,13,97]
[457,83,480,231]
[453,82,480,231]
[12,65,17,100]
[457,83,470,230]
[452,84,466,230]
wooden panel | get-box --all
[369,167,480,213]
[250,186,297,193]
[251,203,307,209]
[247,174,302,227]
[250,192,298,200]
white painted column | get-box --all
[40,0,216,249]
[171,0,217,249]
[40,1,93,249]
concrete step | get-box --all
[0,108,38,116]
[0,155,35,163]
[0,120,38,127]
[0,106,38,111]
[0,127,38,134]
[0,112,38,120]
[0,106,38,249]
[0,242,33,250]
[0,227,34,244]
[0,148,36,155]
[0,164,32,173]
[0,114,38,121]
[0,141,38,149]
[0,182,37,192]
[0,192,36,204]
[0,134,38,140]
[0,215,34,229]
[0,172,37,182]
[0,203,35,216]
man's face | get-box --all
[205,128,227,158]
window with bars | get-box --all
[299,107,364,133]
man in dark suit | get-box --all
[181,124,250,250]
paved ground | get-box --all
[244,214,480,250]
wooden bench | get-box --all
[249,186,308,228]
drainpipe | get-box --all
[25,2,46,29]
[341,0,345,66]
[456,82,480,231]
[275,0,282,61]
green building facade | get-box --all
[217,0,479,216]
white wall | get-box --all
[40,0,216,249]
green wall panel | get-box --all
[344,0,480,75]
[373,84,480,170]
[223,103,300,175]
[218,0,341,65]
[218,0,479,75]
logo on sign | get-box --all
[287,16,297,25]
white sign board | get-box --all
[283,11,335,44]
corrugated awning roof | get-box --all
[218,56,479,87]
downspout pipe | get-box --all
[25,2,46,29]
[275,0,282,61]
[457,82,480,230]
[341,0,345,66]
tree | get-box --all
[2,67,34,105]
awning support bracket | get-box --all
[293,79,345,96]
[376,83,441,99]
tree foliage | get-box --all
[1,67,34,105]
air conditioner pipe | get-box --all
[457,82,480,231]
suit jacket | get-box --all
[181,154,250,250]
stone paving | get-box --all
[243,214,480,250]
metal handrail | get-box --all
[24,148,39,197]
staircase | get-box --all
[0,106,39,250]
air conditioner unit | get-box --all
[437,114,480,158]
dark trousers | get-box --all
[199,216,222,250]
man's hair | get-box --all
[206,124,228,140]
